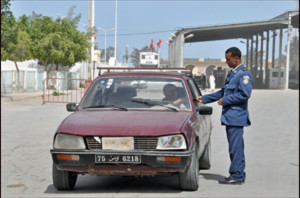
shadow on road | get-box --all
[44,174,182,194]
[199,173,225,181]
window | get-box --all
[272,72,284,77]
[187,77,202,108]
[80,77,192,110]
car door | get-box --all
[186,77,211,157]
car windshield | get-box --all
[79,76,192,111]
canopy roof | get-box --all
[177,11,299,43]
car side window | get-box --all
[187,77,202,100]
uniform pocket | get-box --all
[225,84,236,94]
[227,84,236,89]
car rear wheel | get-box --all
[179,144,199,191]
[52,163,77,190]
[199,137,211,170]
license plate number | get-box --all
[95,155,141,164]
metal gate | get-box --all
[43,77,92,104]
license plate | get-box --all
[102,137,134,151]
[95,155,141,164]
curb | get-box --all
[1,94,43,102]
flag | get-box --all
[94,33,97,40]
[157,38,162,48]
[150,39,154,49]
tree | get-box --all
[28,8,90,78]
[1,0,13,18]
[67,5,81,26]
[8,29,32,90]
[1,14,17,61]
[1,0,16,61]
[130,46,155,67]
[2,4,91,86]
[100,47,115,63]
[1,5,33,91]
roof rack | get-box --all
[96,67,193,76]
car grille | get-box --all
[85,137,158,151]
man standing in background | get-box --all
[209,73,216,92]
[197,47,252,185]
[200,72,206,91]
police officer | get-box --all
[197,47,252,184]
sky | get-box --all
[10,0,299,65]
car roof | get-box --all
[96,71,189,79]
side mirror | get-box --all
[195,103,213,115]
[66,103,77,112]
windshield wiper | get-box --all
[131,99,178,112]
[82,105,128,111]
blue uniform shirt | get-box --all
[202,64,252,126]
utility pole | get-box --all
[125,45,128,66]
[91,0,95,79]
[87,0,95,79]
[88,0,91,79]
[114,0,118,66]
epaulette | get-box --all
[242,67,248,71]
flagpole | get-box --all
[157,39,161,67]
[158,48,160,67]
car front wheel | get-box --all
[179,144,199,191]
[52,163,77,190]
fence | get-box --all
[1,69,81,95]
[42,77,91,104]
[1,70,45,94]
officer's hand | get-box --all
[197,96,203,103]
[218,98,223,106]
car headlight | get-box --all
[156,134,187,150]
[54,133,86,149]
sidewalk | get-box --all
[1,92,44,102]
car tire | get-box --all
[179,144,199,191]
[199,137,211,170]
[52,163,77,190]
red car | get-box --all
[51,70,213,191]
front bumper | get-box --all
[50,149,194,176]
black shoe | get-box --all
[219,178,245,185]
[224,176,231,181]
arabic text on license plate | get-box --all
[95,155,141,164]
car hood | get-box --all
[58,110,192,137]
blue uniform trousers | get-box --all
[226,125,246,181]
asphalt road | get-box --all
[1,89,299,198]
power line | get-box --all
[94,29,176,37]
[13,0,297,1]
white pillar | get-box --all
[285,12,292,90]
[174,33,184,68]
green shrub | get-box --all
[52,91,64,96]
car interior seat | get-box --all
[176,87,185,99]
[108,86,137,106]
